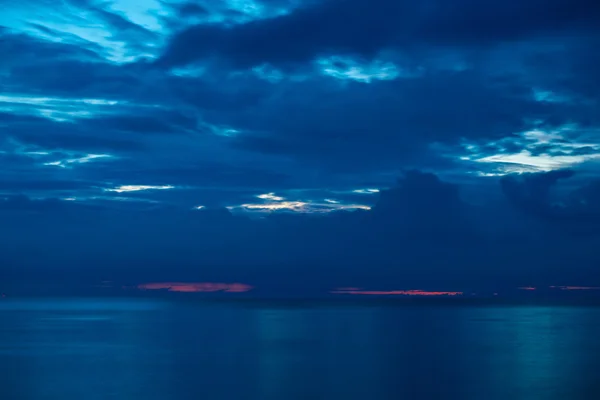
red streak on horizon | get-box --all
[331,289,463,296]
[518,287,536,291]
[137,282,253,293]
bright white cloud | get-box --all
[242,201,307,211]
[105,185,175,193]
[462,128,600,175]
[352,188,380,194]
[256,193,285,201]
[234,190,374,213]
[236,200,370,213]
[474,150,594,172]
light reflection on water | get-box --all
[1,299,600,399]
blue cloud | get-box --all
[2,0,600,289]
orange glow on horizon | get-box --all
[331,288,463,296]
[137,282,253,293]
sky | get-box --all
[1,0,600,294]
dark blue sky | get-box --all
[1,0,600,291]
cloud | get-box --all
[105,184,175,193]
[501,170,600,236]
[4,0,599,190]
[137,282,253,292]
[158,0,600,69]
[2,0,600,293]
[461,128,600,175]
[256,192,285,201]
[501,169,576,215]
[3,171,600,293]
[0,28,102,69]
[232,190,371,213]
[82,112,197,134]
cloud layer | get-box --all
[1,0,600,291]
[2,171,600,294]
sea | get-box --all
[1,298,600,399]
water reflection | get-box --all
[1,300,600,400]
[1,299,174,400]
[255,307,383,399]
[461,306,600,399]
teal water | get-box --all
[1,299,600,399]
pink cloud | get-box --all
[331,288,463,296]
[137,282,253,293]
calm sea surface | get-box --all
[1,299,600,399]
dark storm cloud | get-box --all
[422,0,600,45]
[535,38,600,105]
[501,169,576,216]
[154,0,600,176]
[176,3,209,17]
[225,71,552,170]
[159,0,600,69]
[502,170,600,235]
[3,0,595,179]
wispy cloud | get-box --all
[352,189,380,194]
[461,128,600,175]
[104,185,175,193]
[43,153,114,168]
